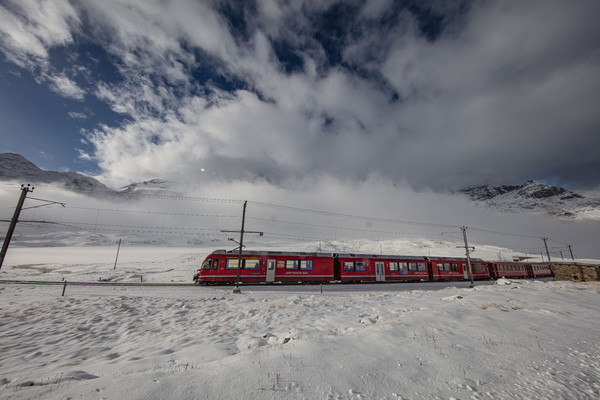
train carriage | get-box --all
[470,260,493,280]
[490,262,532,279]
[193,250,334,284]
[530,262,553,278]
[427,257,491,281]
[336,254,429,283]
[429,257,465,281]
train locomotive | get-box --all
[193,250,553,284]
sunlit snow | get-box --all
[1,246,599,399]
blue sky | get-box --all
[1,0,599,191]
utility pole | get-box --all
[542,237,552,262]
[220,201,263,294]
[461,226,475,288]
[542,237,555,278]
[0,185,34,270]
[233,201,247,294]
[114,239,122,269]
[567,244,575,260]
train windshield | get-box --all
[201,258,211,270]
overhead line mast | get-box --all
[0,185,33,270]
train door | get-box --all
[426,260,434,281]
[333,255,341,280]
[266,259,276,283]
[210,258,219,282]
[463,263,469,280]
[375,262,385,282]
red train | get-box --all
[489,261,553,279]
[192,250,553,284]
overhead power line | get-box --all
[32,184,244,204]
[67,206,238,218]
[248,201,461,229]
[10,186,570,249]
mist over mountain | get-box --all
[2,152,598,222]
[2,153,599,259]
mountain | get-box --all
[461,180,600,220]
[3,153,599,222]
[118,178,182,196]
[0,153,112,194]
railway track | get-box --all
[0,279,195,287]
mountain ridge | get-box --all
[1,153,599,221]
[0,153,112,194]
[460,180,599,220]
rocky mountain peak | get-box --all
[0,152,111,194]
[461,180,597,220]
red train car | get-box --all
[428,257,491,281]
[530,262,553,278]
[470,260,493,280]
[335,253,429,283]
[490,262,532,279]
[193,250,334,284]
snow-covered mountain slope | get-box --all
[461,180,600,221]
[0,153,112,194]
[118,178,182,197]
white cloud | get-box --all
[47,73,85,100]
[68,111,88,119]
[0,0,79,69]
[1,0,599,192]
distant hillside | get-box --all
[461,180,600,221]
[0,153,112,194]
[118,179,182,196]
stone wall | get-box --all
[552,262,600,282]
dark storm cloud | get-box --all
[1,0,599,191]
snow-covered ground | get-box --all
[1,246,599,399]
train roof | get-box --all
[210,249,426,259]
[428,256,484,262]
[207,249,485,261]
[336,253,425,260]
[210,249,334,257]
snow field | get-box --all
[0,279,599,399]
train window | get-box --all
[344,261,355,271]
[408,263,417,271]
[438,263,450,271]
[225,259,261,270]
[400,263,408,274]
[245,259,261,270]
[300,260,313,270]
[356,261,366,271]
[212,259,219,270]
[389,262,398,271]
[201,259,211,270]
[417,263,426,271]
[450,263,458,272]
[286,260,299,270]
